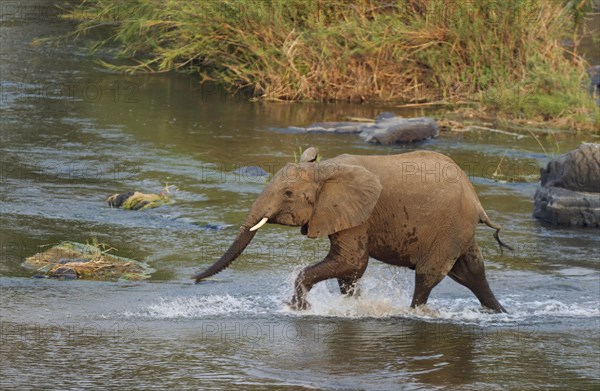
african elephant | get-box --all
[194,149,511,313]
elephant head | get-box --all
[193,157,382,282]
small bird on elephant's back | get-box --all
[194,148,512,313]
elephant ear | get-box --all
[308,164,382,238]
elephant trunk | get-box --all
[193,196,272,283]
[193,226,257,283]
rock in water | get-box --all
[272,113,439,144]
[232,166,270,177]
[23,241,155,281]
[49,267,78,279]
[540,143,600,192]
[360,117,439,144]
[107,191,169,210]
[107,191,136,208]
[533,143,600,227]
[375,112,397,121]
[305,122,365,134]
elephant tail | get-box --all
[480,213,514,256]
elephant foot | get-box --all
[342,288,361,299]
[287,297,310,311]
[481,304,507,314]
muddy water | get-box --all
[1,2,599,390]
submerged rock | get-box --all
[375,112,397,121]
[106,191,136,208]
[360,117,439,144]
[107,190,169,210]
[49,267,78,279]
[196,223,233,231]
[23,241,154,281]
[273,113,439,144]
[533,143,600,227]
[305,122,364,134]
[232,166,270,177]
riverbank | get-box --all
[64,0,598,131]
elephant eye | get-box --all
[284,190,293,198]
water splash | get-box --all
[123,268,599,324]
[274,267,600,324]
[125,294,267,319]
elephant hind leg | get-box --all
[448,243,506,313]
[410,272,446,309]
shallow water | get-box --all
[1,2,599,390]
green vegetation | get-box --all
[66,0,598,130]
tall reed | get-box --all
[67,0,598,127]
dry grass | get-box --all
[23,241,154,280]
[65,0,598,128]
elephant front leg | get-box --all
[338,277,360,296]
[288,226,368,310]
[289,274,312,311]
[289,257,367,310]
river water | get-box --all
[1,2,598,390]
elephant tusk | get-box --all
[249,217,268,231]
